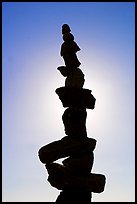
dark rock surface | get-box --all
[56,87,96,109]
[60,40,81,57]
[57,66,85,88]
[65,68,85,88]
[63,32,74,41]
[56,189,92,203]
[46,162,106,193]
[62,107,87,137]
[62,24,71,34]
[61,50,81,67]
[57,66,70,77]
[38,136,96,164]
[62,152,94,175]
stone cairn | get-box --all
[38,24,106,203]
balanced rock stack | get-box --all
[38,24,106,203]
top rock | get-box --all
[62,24,71,34]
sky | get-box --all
[2,2,135,202]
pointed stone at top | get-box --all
[62,24,71,34]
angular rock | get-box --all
[56,87,96,109]
[38,136,96,164]
[62,108,87,137]
[46,162,106,193]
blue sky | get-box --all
[2,2,135,202]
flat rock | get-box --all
[38,136,96,164]
[46,162,106,193]
[56,87,96,109]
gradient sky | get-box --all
[2,2,135,202]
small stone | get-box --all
[56,189,92,203]
[62,24,71,34]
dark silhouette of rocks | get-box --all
[46,162,105,193]
[65,68,85,88]
[57,66,70,77]
[56,87,96,109]
[60,24,81,68]
[62,152,94,175]
[57,66,85,88]
[38,24,106,202]
[62,24,71,34]
[56,189,92,203]
[62,107,87,137]
[38,136,96,164]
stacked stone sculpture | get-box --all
[38,24,106,203]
